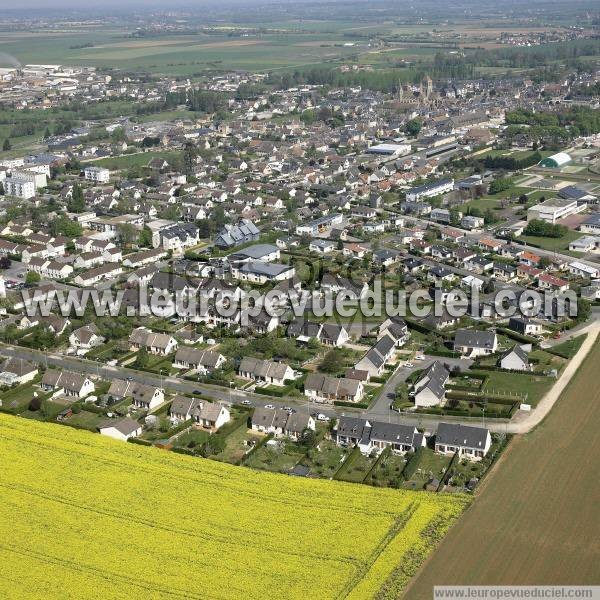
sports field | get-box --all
[403,336,600,598]
[0,414,468,599]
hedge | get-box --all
[405,317,451,339]
[401,447,424,481]
[495,327,539,346]
[254,387,285,397]
[363,446,391,483]
[333,400,369,409]
[472,364,551,376]
[425,347,461,358]
[445,390,519,405]
[171,446,195,456]
[415,404,515,418]
[439,450,461,490]
[127,437,153,447]
[78,403,106,415]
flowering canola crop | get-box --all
[0,414,468,599]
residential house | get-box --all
[215,219,260,249]
[335,417,425,455]
[238,357,295,386]
[0,358,38,386]
[354,334,396,377]
[191,402,230,430]
[320,273,367,300]
[131,383,164,411]
[99,417,142,442]
[231,261,295,284]
[508,317,543,336]
[413,361,450,407]
[129,327,178,355]
[493,263,518,282]
[435,422,492,461]
[499,345,530,371]
[569,261,599,279]
[69,324,105,354]
[319,323,350,347]
[309,239,336,254]
[251,407,291,436]
[304,373,364,404]
[251,407,315,440]
[41,370,94,398]
[378,317,409,347]
[538,274,569,292]
[453,329,498,357]
[169,395,200,422]
[173,348,226,374]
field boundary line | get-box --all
[340,503,419,599]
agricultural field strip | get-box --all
[2,423,395,521]
[0,541,211,600]
[0,415,468,599]
[77,40,266,61]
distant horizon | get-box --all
[0,0,571,10]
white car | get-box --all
[264,404,275,409]
[316,413,330,422]
[414,355,425,361]
[404,363,414,368]
[241,400,251,405]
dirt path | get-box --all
[506,322,599,434]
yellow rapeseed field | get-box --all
[0,415,468,599]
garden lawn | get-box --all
[245,440,306,474]
[334,447,377,483]
[480,370,554,405]
[519,230,584,253]
[302,439,348,478]
[547,334,587,359]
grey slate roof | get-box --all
[500,344,529,365]
[174,347,223,369]
[304,373,361,398]
[287,318,322,339]
[415,361,449,400]
[215,219,260,248]
[454,329,496,349]
[239,261,292,278]
[436,422,489,450]
[229,243,278,261]
[239,357,291,381]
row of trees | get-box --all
[524,219,568,239]
[484,151,542,171]
[506,106,600,138]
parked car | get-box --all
[264,404,275,409]
[316,413,329,422]
[241,399,251,405]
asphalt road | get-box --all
[2,313,598,434]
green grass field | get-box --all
[480,370,554,406]
[0,414,468,599]
[519,230,584,253]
